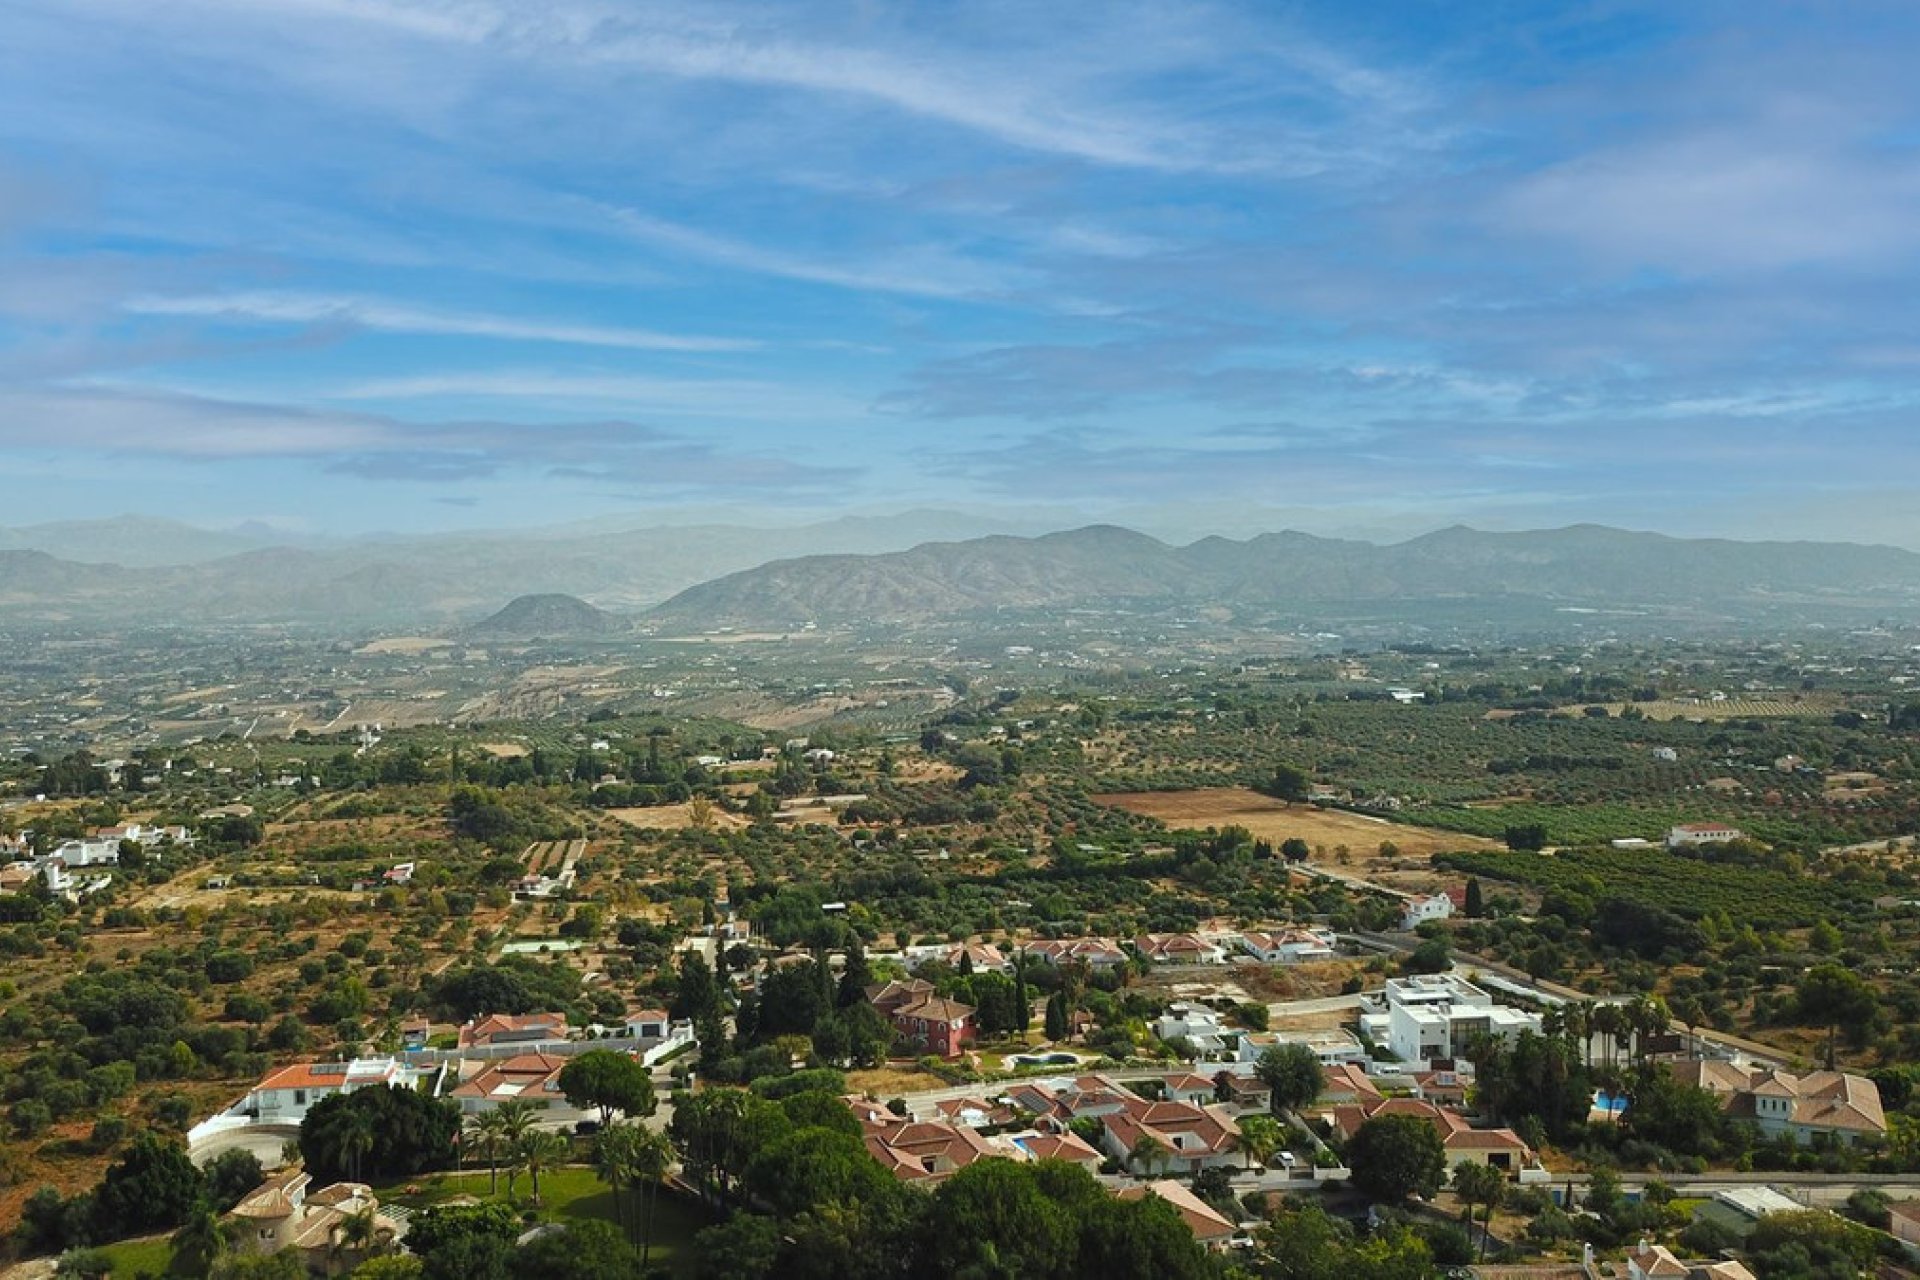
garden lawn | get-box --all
[100,1235,177,1277]
[375,1165,712,1276]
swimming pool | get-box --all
[1593,1090,1628,1116]
[1009,1052,1083,1068]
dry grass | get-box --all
[845,1067,949,1097]
[355,637,454,655]
[605,803,749,831]
[1095,788,1497,861]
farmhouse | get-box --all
[891,994,975,1059]
[1132,933,1229,965]
[1238,927,1336,963]
[1399,892,1453,930]
[1666,823,1746,849]
[1020,937,1129,970]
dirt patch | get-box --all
[478,741,530,758]
[356,637,454,655]
[1235,961,1373,1003]
[846,1067,950,1097]
[605,804,749,832]
[1094,788,1498,861]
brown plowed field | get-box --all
[1095,787,1498,863]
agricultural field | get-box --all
[1439,845,1869,929]
[1558,695,1845,721]
[1095,787,1497,857]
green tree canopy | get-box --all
[558,1049,656,1127]
[1255,1042,1325,1113]
[1347,1114,1448,1203]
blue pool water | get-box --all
[1594,1091,1628,1115]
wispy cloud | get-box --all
[0,383,854,491]
[592,203,1020,300]
[125,291,756,352]
[331,369,870,422]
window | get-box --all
[295,1090,307,1105]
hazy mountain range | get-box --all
[644,524,1920,632]
[0,510,1052,625]
[5,514,1920,634]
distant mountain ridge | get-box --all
[0,509,1056,626]
[644,523,1920,630]
[5,518,1920,633]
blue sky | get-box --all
[4,1,1920,542]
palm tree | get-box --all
[517,1128,570,1204]
[631,1127,674,1268]
[326,1203,393,1276]
[1452,1160,1505,1261]
[494,1099,539,1199]
[169,1204,232,1276]
[1232,1115,1282,1172]
[466,1110,508,1195]
[1127,1133,1172,1179]
[1591,1003,1626,1080]
[593,1122,639,1237]
[1567,1001,1594,1069]
[1630,994,1670,1067]
[340,1109,376,1184]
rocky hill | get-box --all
[469,593,623,639]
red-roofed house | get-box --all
[1133,933,1229,965]
[457,1011,571,1050]
[864,1120,999,1182]
[891,995,976,1059]
[1118,1181,1237,1248]
[1103,1097,1243,1175]
[242,1058,420,1124]
[1156,1073,1220,1107]
[447,1053,575,1115]
[1020,938,1129,970]
[1669,1061,1885,1143]
[1325,1096,1533,1173]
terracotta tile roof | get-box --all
[450,1052,569,1101]
[1670,1061,1886,1134]
[1015,1130,1103,1164]
[254,1060,405,1093]
[1631,1242,1691,1280]
[457,1011,569,1047]
[1118,1180,1236,1244]
[1320,1062,1382,1101]
[895,995,974,1024]
[230,1168,310,1219]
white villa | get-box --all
[238,1057,424,1125]
[1362,974,1540,1068]
[1399,892,1454,930]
